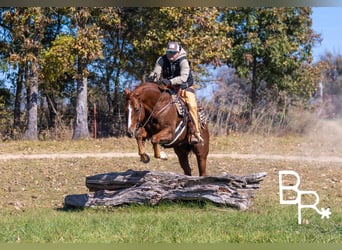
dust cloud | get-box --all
[302,119,342,157]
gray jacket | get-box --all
[149,48,193,86]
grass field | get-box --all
[0,123,341,243]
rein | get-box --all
[131,86,174,132]
[140,91,173,129]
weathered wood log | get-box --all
[64,170,267,210]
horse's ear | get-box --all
[124,88,130,96]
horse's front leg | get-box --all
[151,128,174,145]
[153,142,160,158]
[135,128,150,163]
[153,142,168,160]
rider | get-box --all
[147,41,204,144]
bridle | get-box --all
[128,88,174,134]
[127,97,144,134]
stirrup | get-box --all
[191,133,204,144]
[191,135,199,144]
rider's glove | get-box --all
[161,78,171,85]
[146,76,154,82]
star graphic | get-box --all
[320,208,331,219]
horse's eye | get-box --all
[134,108,139,113]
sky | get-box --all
[311,7,342,61]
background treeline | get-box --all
[0,7,341,140]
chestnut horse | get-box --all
[124,82,209,176]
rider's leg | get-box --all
[180,87,204,144]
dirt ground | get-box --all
[0,119,341,213]
[0,151,342,162]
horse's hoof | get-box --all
[160,151,168,160]
[140,153,150,163]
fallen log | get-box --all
[64,170,267,210]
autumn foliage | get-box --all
[0,7,340,140]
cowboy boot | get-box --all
[192,132,204,144]
[187,119,196,143]
[188,109,204,144]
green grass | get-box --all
[0,202,340,243]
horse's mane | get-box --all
[133,82,160,97]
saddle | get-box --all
[162,89,206,147]
[170,89,206,126]
[171,93,186,117]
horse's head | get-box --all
[124,88,143,138]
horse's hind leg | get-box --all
[194,152,207,176]
[192,125,209,176]
[173,145,191,176]
[191,142,208,176]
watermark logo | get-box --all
[279,170,331,224]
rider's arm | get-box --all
[170,59,190,86]
[148,57,163,81]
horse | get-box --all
[124,82,209,176]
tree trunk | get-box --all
[72,68,89,139]
[23,61,38,140]
[113,67,121,116]
[72,8,90,140]
[250,57,258,122]
[65,170,267,210]
[13,65,23,136]
[46,93,57,129]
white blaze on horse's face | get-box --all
[126,99,140,138]
[126,92,142,138]
[126,101,136,138]
[127,103,133,131]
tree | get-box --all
[90,7,233,135]
[92,7,127,130]
[314,52,342,118]
[2,7,49,140]
[39,8,71,130]
[221,7,321,120]
[0,7,327,139]
[68,7,103,139]
[126,7,232,81]
[40,34,76,128]
[1,8,25,136]
[0,8,22,136]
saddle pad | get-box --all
[171,94,185,116]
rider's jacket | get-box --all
[157,55,194,88]
[150,47,194,89]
